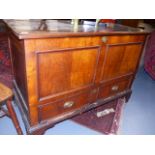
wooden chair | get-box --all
[0,82,23,135]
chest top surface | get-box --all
[3,19,149,39]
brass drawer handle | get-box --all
[101,36,107,43]
[64,101,74,108]
[111,85,119,91]
[92,89,97,94]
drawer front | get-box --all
[98,77,132,99]
[38,90,96,122]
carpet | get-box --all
[0,33,13,88]
[72,98,125,135]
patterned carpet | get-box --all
[0,33,13,88]
[72,98,125,135]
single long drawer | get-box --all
[98,76,132,99]
[38,90,94,122]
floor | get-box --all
[0,67,155,135]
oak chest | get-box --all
[4,20,149,134]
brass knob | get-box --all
[64,101,74,108]
[92,89,97,94]
[102,36,107,43]
[111,85,119,91]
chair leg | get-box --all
[6,99,23,135]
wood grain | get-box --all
[37,46,100,100]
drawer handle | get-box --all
[111,85,119,91]
[64,101,74,108]
[92,89,97,94]
[101,36,107,43]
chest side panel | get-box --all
[9,35,29,111]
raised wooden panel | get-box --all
[101,43,143,81]
[36,46,100,101]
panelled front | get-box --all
[24,35,146,124]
